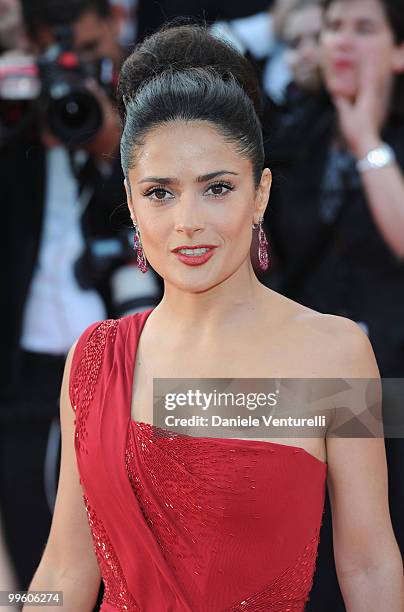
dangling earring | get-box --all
[133,222,148,273]
[252,216,269,271]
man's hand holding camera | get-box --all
[82,76,121,165]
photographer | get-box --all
[0,0,160,591]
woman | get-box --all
[24,23,403,611]
[265,0,404,609]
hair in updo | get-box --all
[117,21,265,190]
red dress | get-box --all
[69,308,327,611]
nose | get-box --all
[333,27,355,52]
[174,194,205,236]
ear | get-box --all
[124,178,136,224]
[253,168,272,224]
[392,41,404,74]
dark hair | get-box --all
[117,21,265,190]
[322,0,404,42]
[21,0,110,39]
[322,0,404,117]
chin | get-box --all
[171,277,216,294]
[326,76,357,100]
[296,73,321,93]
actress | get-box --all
[24,22,403,612]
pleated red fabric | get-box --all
[69,308,327,611]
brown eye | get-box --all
[206,182,234,197]
[144,186,174,202]
[357,22,376,34]
[211,185,224,195]
[324,18,341,32]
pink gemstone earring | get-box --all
[252,217,269,271]
[133,223,148,273]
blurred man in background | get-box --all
[263,0,325,142]
[0,0,160,592]
[0,0,28,52]
[209,0,323,110]
[283,0,323,94]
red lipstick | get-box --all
[333,59,354,70]
[171,245,217,267]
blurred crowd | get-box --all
[0,1,403,611]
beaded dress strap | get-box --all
[68,318,142,611]
[69,319,119,453]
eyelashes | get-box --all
[142,181,235,203]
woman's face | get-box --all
[320,0,404,100]
[125,120,271,293]
[284,4,324,92]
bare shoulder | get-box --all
[290,305,380,378]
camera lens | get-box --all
[47,88,103,147]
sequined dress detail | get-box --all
[69,309,327,611]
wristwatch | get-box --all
[356,142,396,173]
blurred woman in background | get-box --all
[265,0,404,609]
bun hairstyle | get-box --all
[116,21,266,190]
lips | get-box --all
[172,246,216,267]
[333,59,354,70]
[171,245,218,252]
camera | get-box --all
[0,25,114,147]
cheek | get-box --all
[320,33,334,61]
[222,204,255,252]
[286,50,298,71]
[137,213,168,250]
[156,224,174,249]
[307,45,321,65]
[320,44,336,83]
[358,40,393,75]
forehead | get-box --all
[33,10,105,52]
[131,121,251,175]
[0,0,18,15]
[325,0,387,22]
[285,5,323,38]
[72,10,106,45]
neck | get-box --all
[153,258,271,341]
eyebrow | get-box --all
[137,170,239,184]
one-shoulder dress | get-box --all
[68,308,328,611]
